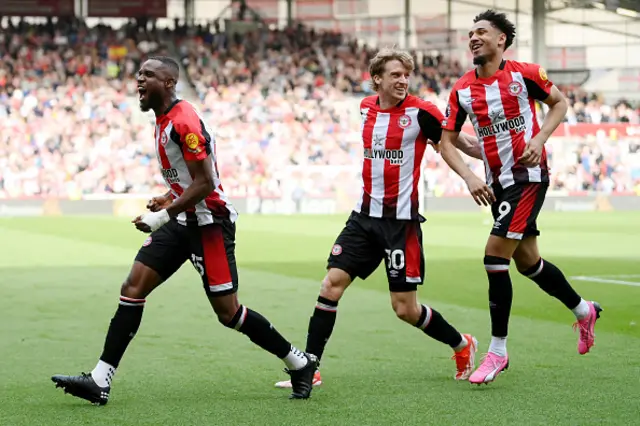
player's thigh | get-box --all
[327,212,382,284]
[189,220,239,298]
[490,183,546,241]
[132,220,190,295]
[379,219,424,293]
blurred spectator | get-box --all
[1,20,638,200]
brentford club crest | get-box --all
[160,132,168,146]
[397,114,412,128]
[508,81,523,96]
[331,244,342,255]
[142,236,152,247]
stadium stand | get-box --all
[1,20,639,199]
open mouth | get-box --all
[138,86,147,101]
[471,43,482,54]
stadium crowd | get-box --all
[1,19,639,200]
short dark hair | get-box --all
[148,55,180,79]
[474,9,516,51]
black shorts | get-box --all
[490,183,548,240]
[327,211,425,292]
[135,219,238,297]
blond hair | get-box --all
[369,48,415,92]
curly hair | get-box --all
[474,9,516,51]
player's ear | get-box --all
[498,32,506,48]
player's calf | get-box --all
[51,262,165,405]
[413,304,468,348]
[222,303,314,395]
[516,256,603,354]
[272,270,348,391]
[412,303,478,380]
[222,303,298,360]
[51,294,145,403]
[306,268,349,360]
[518,257,590,318]
[272,294,337,392]
[484,255,513,339]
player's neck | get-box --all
[476,55,503,79]
[154,96,178,117]
[378,93,404,110]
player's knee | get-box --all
[513,245,540,274]
[120,275,147,299]
[393,303,417,324]
[209,294,241,326]
[215,304,238,326]
[514,257,537,274]
[216,310,236,326]
[121,262,162,299]
[319,269,350,301]
[484,235,517,259]
[392,300,420,324]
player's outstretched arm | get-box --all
[441,129,495,206]
[454,132,483,160]
[165,159,215,217]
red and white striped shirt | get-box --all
[155,100,238,226]
[355,94,443,220]
[443,60,551,189]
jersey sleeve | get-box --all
[522,63,553,101]
[417,102,444,143]
[442,86,467,133]
[171,111,211,161]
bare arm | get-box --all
[454,132,482,160]
[146,190,173,212]
[441,129,495,206]
[538,85,568,140]
[134,159,214,233]
[519,85,567,167]
[441,129,477,182]
[166,159,215,218]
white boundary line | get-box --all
[571,276,640,287]
[598,274,640,278]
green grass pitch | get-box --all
[1,211,639,425]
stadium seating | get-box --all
[1,20,639,199]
